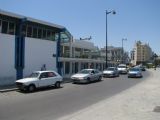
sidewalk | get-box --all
[0,84,17,92]
[57,69,160,120]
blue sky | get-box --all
[0,0,160,54]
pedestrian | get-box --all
[41,64,46,71]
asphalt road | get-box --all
[0,71,150,120]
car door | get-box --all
[115,68,118,75]
[39,72,50,87]
[90,70,96,81]
[47,72,58,85]
[95,70,100,80]
[91,70,99,81]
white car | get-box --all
[71,69,102,83]
[15,71,63,92]
[103,67,119,77]
[117,64,128,74]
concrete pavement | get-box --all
[57,69,160,120]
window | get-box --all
[38,28,42,38]
[48,72,56,77]
[2,21,8,34]
[33,27,38,38]
[22,25,26,36]
[95,70,100,74]
[65,62,70,74]
[46,30,51,40]
[8,22,15,35]
[91,70,95,74]
[27,26,32,37]
[40,72,48,79]
[0,20,1,33]
[51,31,55,41]
[42,29,46,39]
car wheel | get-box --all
[28,84,36,92]
[55,82,61,88]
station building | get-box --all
[0,9,107,86]
[0,9,72,85]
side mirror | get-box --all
[90,73,93,75]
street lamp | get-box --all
[106,10,116,68]
[122,38,127,64]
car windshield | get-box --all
[106,68,115,71]
[118,66,126,68]
[78,69,92,74]
[129,68,140,71]
[28,72,40,78]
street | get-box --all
[0,71,150,120]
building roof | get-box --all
[0,9,65,29]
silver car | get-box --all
[103,67,119,77]
[117,64,128,74]
[128,67,143,78]
[71,69,102,83]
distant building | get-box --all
[100,46,124,66]
[60,39,105,77]
[131,41,152,65]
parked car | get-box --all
[128,67,143,78]
[140,66,146,71]
[15,71,63,92]
[71,69,102,83]
[117,64,128,74]
[135,65,146,71]
[103,67,119,77]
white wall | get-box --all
[24,38,57,77]
[0,33,16,86]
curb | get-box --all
[0,88,18,93]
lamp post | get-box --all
[122,38,127,64]
[106,10,116,68]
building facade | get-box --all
[0,9,106,85]
[100,46,123,66]
[59,39,105,77]
[0,9,70,85]
[131,41,152,65]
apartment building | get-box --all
[131,41,152,65]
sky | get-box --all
[0,0,160,54]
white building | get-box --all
[60,39,105,78]
[0,9,70,86]
[0,9,106,86]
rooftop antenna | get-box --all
[80,36,92,40]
